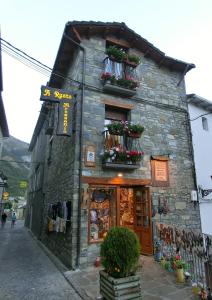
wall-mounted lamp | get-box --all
[117,173,123,177]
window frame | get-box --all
[202,117,209,131]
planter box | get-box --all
[127,133,141,138]
[102,162,140,170]
[100,270,142,300]
[103,83,136,97]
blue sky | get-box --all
[1,0,212,143]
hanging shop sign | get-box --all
[57,102,73,136]
[40,85,73,102]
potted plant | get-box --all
[116,150,128,162]
[175,259,186,283]
[105,46,127,62]
[129,151,144,163]
[100,227,142,299]
[126,123,144,138]
[125,53,141,67]
[106,122,125,136]
[116,78,139,90]
[101,72,112,81]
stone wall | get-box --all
[27,35,201,269]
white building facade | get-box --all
[188,94,212,235]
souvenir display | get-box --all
[89,188,113,241]
[154,221,212,289]
[120,188,134,227]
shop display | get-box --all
[89,188,114,241]
[120,188,134,227]
[47,200,72,234]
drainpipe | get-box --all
[63,31,85,269]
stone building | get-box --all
[25,21,201,269]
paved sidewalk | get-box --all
[64,256,196,300]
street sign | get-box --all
[20,181,28,188]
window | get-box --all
[89,187,116,242]
[104,105,129,151]
[104,41,138,84]
[202,117,209,131]
[105,105,128,123]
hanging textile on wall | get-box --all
[47,200,72,233]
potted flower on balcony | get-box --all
[125,53,141,67]
[105,45,127,62]
[100,227,142,299]
[116,150,128,163]
[129,151,144,164]
[101,72,112,81]
[106,122,125,136]
[126,123,145,138]
[116,77,139,91]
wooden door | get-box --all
[134,187,153,255]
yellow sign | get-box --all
[20,181,28,188]
[40,86,73,102]
[3,191,9,200]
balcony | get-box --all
[102,82,137,97]
[101,53,140,97]
[101,124,144,170]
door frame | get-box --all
[87,181,153,254]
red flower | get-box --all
[101,72,112,80]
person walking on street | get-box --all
[1,212,7,228]
[11,212,16,228]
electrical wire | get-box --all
[190,112,212,122]
[1,45,50,77]
[1,37,212,122]
[0,37,81,86]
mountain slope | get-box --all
[0,136,30,197]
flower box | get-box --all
[102,162,140,170]
[127,132,142,138]
[100,270,142,300]
[103,82,137,97]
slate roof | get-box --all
[49,21,195,87]
[187,94,212,112]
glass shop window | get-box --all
[89,187,116,243]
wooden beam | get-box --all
[103,99,135,110]
[158,57,165,68]
[143,49,150,57]
[106,36,130,49]
[103,27,110,39]
[82,176,152,186]
[72,27,82,43]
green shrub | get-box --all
[100,227,140,278]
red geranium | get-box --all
[101,72,112,80]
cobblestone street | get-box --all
[0,220,81,300]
